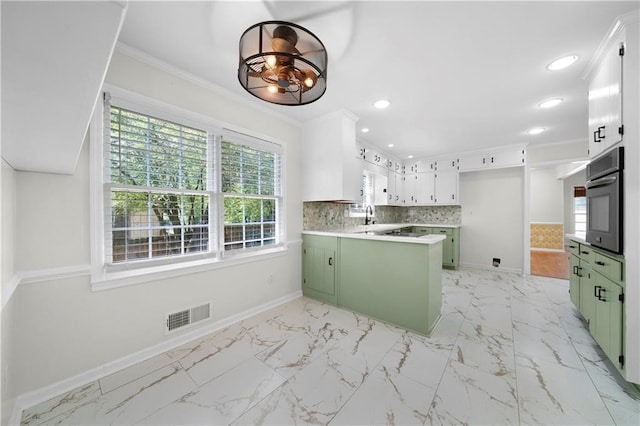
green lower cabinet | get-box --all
[338,237,442,336]
[302,235,338,305]
[568,239,625,373]
[426,227,460,269]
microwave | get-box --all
[586,147,623,254]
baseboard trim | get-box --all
[459,262,523,275]
[9,290,302,425]
[530,248,566,253]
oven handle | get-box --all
[586,175,617,189]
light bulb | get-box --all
[265,55,277,68]
[267,85,278,94]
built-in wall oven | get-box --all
[586,146,624,254]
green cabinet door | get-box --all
[430,227,459,269]
[302,235,338,305]
[569,254,581,308]
[592,273,624,369]
[579,262,595,327]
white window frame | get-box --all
[90,86,287,290]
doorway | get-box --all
[530,249,569,279]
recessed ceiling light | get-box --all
[547,55,578,71]
[361,128,370,133]
[527,127,545,135]
[387,144,395,148]
[407,155,414,159]
[538,98,563,108]
[374,99,390,109]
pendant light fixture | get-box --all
[238,21,327,105]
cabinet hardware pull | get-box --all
[594,285,601,297]
[573,266,579,275]
[569,245,577,249]
[581,250,589,254]
[594,126,605,143]
[328,257,333,266]
[595,261,605,266]
[599,288,606,302]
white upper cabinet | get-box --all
[458,146,525,172]
[435,158,459,171]
[302,110,361,201]
[587,32,624,158]
[434,170,459,205]
[413,172,436,205]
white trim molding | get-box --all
[1,274,20,310]
[10,290,303,425]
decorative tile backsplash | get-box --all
[530,223,564,250]
[303,202,462,231]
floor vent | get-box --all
[165,302,211,334]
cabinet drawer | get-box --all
[411,227,432,234]
[592,252,623,283]
[578,246,595,264]
[431,227,453,236]
[568,242,580,257]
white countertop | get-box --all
[566,233,587,244]
[302,223,455,245]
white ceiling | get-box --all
[117,1,640,160]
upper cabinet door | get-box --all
[434,170,458,205]
[588,36,624,158]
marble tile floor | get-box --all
[20,268,640,425]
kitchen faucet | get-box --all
[365,205,374,225]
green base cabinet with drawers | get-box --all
[568,239,625,373]
[412,226,460,269]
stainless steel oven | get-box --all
[586,146,623,254]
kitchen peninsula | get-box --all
[302,224,449,336]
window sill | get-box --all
[91,245,289,291]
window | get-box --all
[349,170,375,217]
[574,186,586,237]
[100,91,284,275]
[221,140,281,250]
[108,106,210,263]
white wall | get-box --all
[530,167,564,223]
[460,167,524,272]
[6,50,303,401]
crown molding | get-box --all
[114,42,302,128]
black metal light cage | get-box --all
[238,20,328,106]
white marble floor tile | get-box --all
[255,324,347,380]
[177,323,279,386]
[137,357,286,425]
[324,316,403,376]
[40,363,197,425]
[379,332,453,389]
[464,298,513,336]
[20,382,102,426]
[513,319,584,369]
[426,359,519,425]
[99,350,189,394]
[329,364,435,425]
[233,351,365,425]
[452,331,515,377]
[515,355,615,425]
